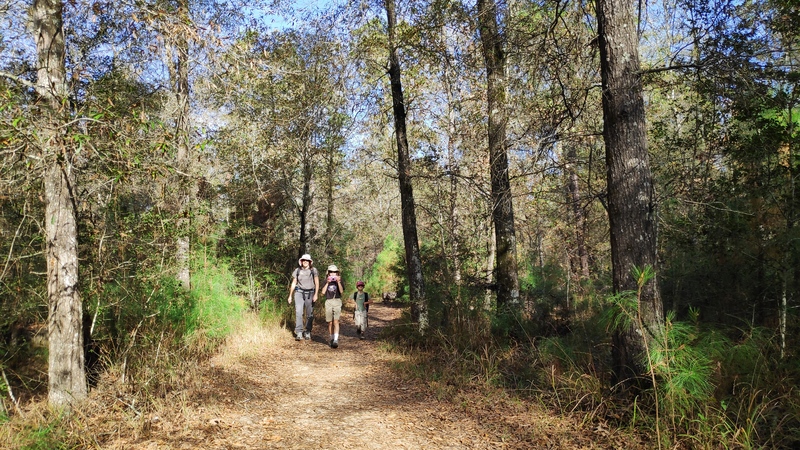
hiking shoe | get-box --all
[356,329,361,335]
[359,334,365,340]
[331,339,339,349]
[303,332,310,340]
[295,333,302,341]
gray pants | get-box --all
[294,289,314,335]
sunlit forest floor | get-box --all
[68,301,644,449]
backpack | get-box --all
[353,291,370,311]
[293,267,318,290]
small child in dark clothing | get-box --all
[352,281,370,339]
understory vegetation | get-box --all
[381,264,800,448]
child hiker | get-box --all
[353,281,371,340]
[322,265,344,348]
[288,254,319,341]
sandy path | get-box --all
[106,301,640,449]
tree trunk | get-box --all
[446,84,462,288]
[596,0,664,384]
[485,221,496,311]
[326,141,334,235]
[566,146,590,280]
[174,0,192,290]
[300,151,312,256]
[477,0,520,309]
[384,0,427,333]
[32,0,87,409]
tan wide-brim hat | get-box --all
[327,264,339,272]
[299,254,313,265]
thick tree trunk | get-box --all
[385,0,427,333]
[596,0,663,383]
[477,0,520,309]
[32,0,87,408]
[174,0,192,289]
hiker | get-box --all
[288,254,319,341]
[322,264,344,348]
[353,281,371,340]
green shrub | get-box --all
[187,253,248,342]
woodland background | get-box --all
[0,0,799,448]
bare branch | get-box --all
[639,63,702,75]
[0,70,37,92]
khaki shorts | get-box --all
[325,298,342,322]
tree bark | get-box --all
[174,0,192,290]
[477,0,520,309]
[596,0,664,383]
[32,0,87,408]
[384,0,427,333]
[300,149,312,255]
[565,146,590,280]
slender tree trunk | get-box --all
[174,0,192,289]
[783,94,796,359]
[326,141,335,234]
[384,0,427,333]
[477,0,520,309]
[566,146,590,280]
[485,221,496,311]
[439,18,462,292]
[448,165,462,286]
[300,150,312,256]
[446,88,462,288]
[596,0,663,383]
[32,0,87,408]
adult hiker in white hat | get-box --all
[288,254,319,341]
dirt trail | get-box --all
[106,301,638,449]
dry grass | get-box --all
[210,311,285,365]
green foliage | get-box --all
[15,420,70,450]
[599,290,638,334]
[217,221,290,307]
[187,250,248,342]
[365,235,404,297]
[649,312,721,429]
[519,257,568,302]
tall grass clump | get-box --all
[186,253,248,345]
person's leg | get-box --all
[326,300,335,346]
[331,298,342,347]
[303,292,313,337]
[294,290,304,339]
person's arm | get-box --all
[336,279,344,297]
[288,276,297,303]
[312,271,319,302]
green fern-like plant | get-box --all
[649,312,722,422]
